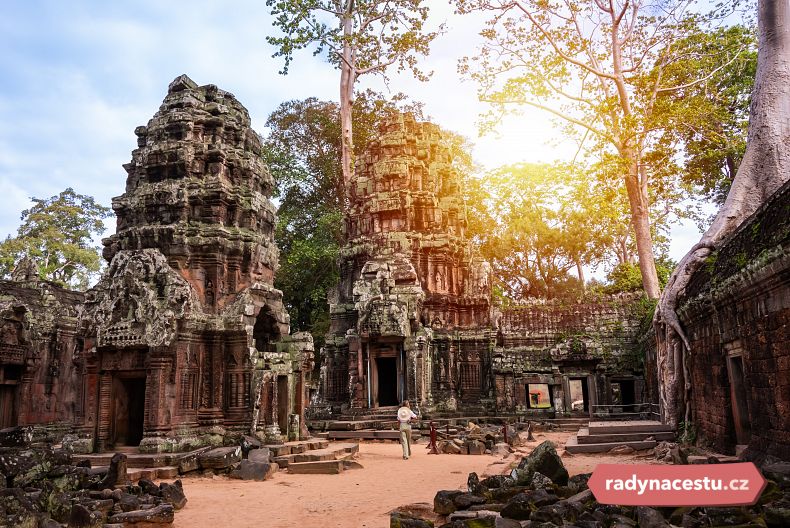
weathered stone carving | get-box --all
[85,249,198,349]
[0,75,313,452]
[317,113,646,418]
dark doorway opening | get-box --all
[620,380,635,407]
[376,357,398,407]
[277,375,289,435]
[0,386,16,428]
[568,378,589,412]
[728,355,751,445]
[112,376,145,447]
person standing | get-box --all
[397,400,417,460]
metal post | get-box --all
[427,421,440,455]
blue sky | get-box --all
[0,0,727,269]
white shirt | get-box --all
[397,407,417,423]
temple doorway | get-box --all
[375,357,398,406]
[0,386,16,428]
[111,375,146,447]
[368,341,404,408]
[727,353,752,445]
[568,378,589,412]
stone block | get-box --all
[230,460,278,481]
[109,504,174,525]
[199,446,241,469]
[248,448,272,463]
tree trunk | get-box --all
[575,259,585,290]
[655,0,790,428]
[340,9,355,197]
[623,157,661,299]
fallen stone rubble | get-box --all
[0,428,186,528]
[435,422,528,456]
[391,440,790,528]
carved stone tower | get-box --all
[79,75,312,452]
[320,113,492,413]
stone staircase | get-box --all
[310,408,588,441]
[74,438,362,478]
[565,420,675,454]
[74,447,189,481]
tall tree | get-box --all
[655,0,790,428]
[455,0,750,299]
[266,0,442,192]
[0,188,111,290]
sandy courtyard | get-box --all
[172,432,658,528]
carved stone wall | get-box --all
[318,113,644,417]
[670,179,790,461]
[0,277,84,430]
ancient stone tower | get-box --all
[321,113,493,412]
[77,75,313,452]
[315,114,647,420]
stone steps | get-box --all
[565,420,674,454]
[74,451,192,469]
[287,460,347,474]
[565,435,657,454]
[262,439,330,457]
[587,420,674,435]
[274,442,359,468]
[326,430,402,441]
[575,427,675,444]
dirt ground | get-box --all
[172,431,659,528]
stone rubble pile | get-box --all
[0,428,186,528]
[391,440,790,528]
[435,422,521,456]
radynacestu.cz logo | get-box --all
[588,463,766,506]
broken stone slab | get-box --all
[390,511,434,528]
[177,447,212,473]
[517,440,569,486]
[94,452,129,489]
[229,460,278,481]
[67,503,104,528]
[490,443,511,457]
[247,447,271,463]
[434,490,463,515]
[0,426,33,447]
[467,440,485,455]
[198,446,241,469]
[159,480,187,510]
[109,503,174,525]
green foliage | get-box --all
[265,93,423,344]
[652,25,756,206]
[469,162,609,300]
[455,0,755,296]
[266,0,441,81]
[603,257,676,294]
[0,188,111,290]
[678,421,697,445]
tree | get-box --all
[0,188,111,290]
[655,0,790,428]
[473,163,606,299]
[455,0,751,299]
[266,0,442,193]
[264,92,424,342]
[652,25,756,205]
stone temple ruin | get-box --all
[0,75,313,453]
[315,113,648,421]
[1,74,788,469]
